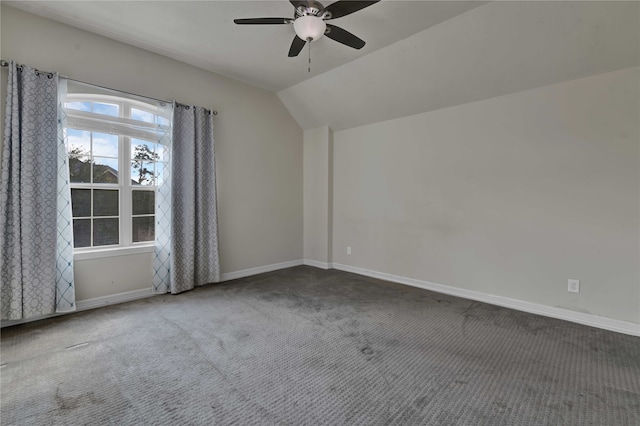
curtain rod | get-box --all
[0,59,218,115]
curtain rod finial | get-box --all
[0,60,9,67]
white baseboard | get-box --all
[303,259,331,269]
[6,259,635,336]
[1,288,157,328]
[1,259,305,328]
[220,259,304,281]
[331,263,640,337]
[76,288,156,311]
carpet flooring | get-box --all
[1,266,639,425]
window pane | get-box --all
[131,139,158,158]
[93,157,119,183]
[132,190,155,215]
[67,128,91,154]
[131,108,154,123]
[133,216,155,243]
[65,101,91,112]
[93,103,118,117]
[93,218,119,246]
[131,161,156,185]
[92,132,118,157]
[73,219,91,247]
[69,156,91,183]
[68,128,92,183]
[131,140,158,185]
[71,189,91,217]
[93,189,118,216]
[157,116,170,126]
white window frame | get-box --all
[65,94,167,260]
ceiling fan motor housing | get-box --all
[295,1,329,19]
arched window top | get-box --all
[65,94,171,127]
[64,94,171,143]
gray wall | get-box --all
[332,67,639,324]
[1,6,303,301]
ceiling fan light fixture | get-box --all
[293,15,326,41]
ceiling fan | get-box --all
[234,1,380,58]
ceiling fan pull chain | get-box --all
[308,38,312,73]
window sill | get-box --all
[74,244,155,261]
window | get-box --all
[65,93,169,252]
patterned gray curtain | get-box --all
[1,62,75,320]
[153,103,220,294]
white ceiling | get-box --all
[5,0,486,92]
[6,1,639,131]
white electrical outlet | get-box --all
[568,279,580,294]
[347,246,352,255]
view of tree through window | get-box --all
[65,96,168,249]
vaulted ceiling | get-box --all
[279,1,640,130]
[6,1,639,131]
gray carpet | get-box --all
[1,266,639,425]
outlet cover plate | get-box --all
[568,279,580,294]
